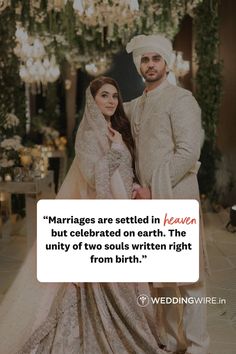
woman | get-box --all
[0,77,169,354]
[57,76,135,200]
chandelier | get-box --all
[73,0,139,27]
[14,26,60,92]
[169,51,190,78]
[47,0,139,27]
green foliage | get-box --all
[0,6,26,125]
[194,0,222,200]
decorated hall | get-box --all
[0,1,236,354]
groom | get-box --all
[124,34,209,354]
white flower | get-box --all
[3,113,20,129]
[55,34,68,45]
[1,136,22,151]
[41,126,59,139]
[0,159,15,168]
[13,135,22,142]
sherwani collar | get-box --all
[143,79,169,98]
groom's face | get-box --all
[140,52,167,83]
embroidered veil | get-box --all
[57,87,133,200]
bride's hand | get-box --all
[132,183,141,199]
[107,125,123,144]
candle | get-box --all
[4,174,12,182]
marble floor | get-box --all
[204,209,236,354]
[0,209,236,354]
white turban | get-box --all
[126,34,173,75]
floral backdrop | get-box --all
[0,0,222,199]
[0,114,22,173]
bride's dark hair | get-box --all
[90,76,135,162]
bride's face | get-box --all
[95,84,119,118]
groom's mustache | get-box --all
[146,69,157,74]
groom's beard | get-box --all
[141,67,166,83]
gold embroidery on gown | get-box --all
[19,283,169,354]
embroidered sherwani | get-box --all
[125,80,208,280]
[125,80,209,354]
[125,80,202,200]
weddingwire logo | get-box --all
[137,294,150,307]
[136,295,226,306]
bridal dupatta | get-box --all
[0,87,133,354]
[57,87,132,200]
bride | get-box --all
[0,77,170,354]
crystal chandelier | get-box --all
[47,0,139,27]
[73,0,139,26]
[14,26,60,92]
[169,51,190,78]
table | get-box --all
[0,172,55,247]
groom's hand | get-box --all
[135,187,151,199]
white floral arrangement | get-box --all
[40,126,60,140]
[0,113,22,179]
[38,125,67,150]
[0,158,15,168]
[0,135,22,151]
[3,113,20,129]
[39,126,60,148]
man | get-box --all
[125,34,209,354]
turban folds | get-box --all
[126,34,173,75]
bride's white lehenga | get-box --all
[0,88,168,354]
[19,283,166,354]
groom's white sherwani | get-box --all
[125,79,209,354]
